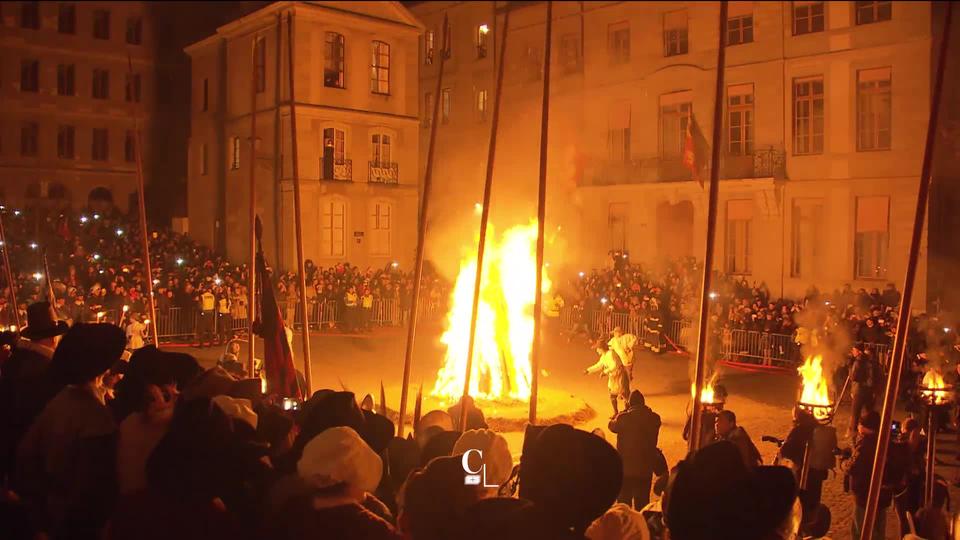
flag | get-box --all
[682,114,701,187]
[252,215,302,399]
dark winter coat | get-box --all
[0,340,59,479]
[608,404,661,477]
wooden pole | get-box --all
[126,55,159,345]
[286,12,313,396]
[397,13,450,437]
[689,0,728,453]
[0,212,20,329]
[529,1,553,425]
[461,7,511,432]
[247,35,259,376]
[860,5,952,538]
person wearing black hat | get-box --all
[608,390,661,510]
[0,301,69,481]
[14,323,126,539]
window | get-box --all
[793,1,825,35]
[59,4,76,34]
[93,69,110,99]
[608,102,631,162]
[254,37,266,93]
[57,125,75,159]
[369,202,392,256]
[857,68,891,151]
[725,200,752,274]
[440,88,451,124]
[790,199,824,278]
[202,79,208,111]
[93,10,110,40]
[660,94,692,159]
[424,92,433,126]
[92,128,109,161]
[524,46,543,82]
[663,11,689,57]
[793,77,824,155]
[856,1,891,25]
[854,196,889,279]
[231,137,240,170]
[371,133,391,165]
[57,64,75,96]
[425,30,435,65]
[324,32,346,89]
[727,84,754,155]
[727,15,753,45]
[21,123,39,156]
[608,203,628,251]
[124,131,136,162]
[476,24,490,58]
[125,72,141,103]
[200,143,208,175]
[370,41,390,94]
[476,89,488,121]
[321,200,346,257]
[21,60,39,92]
[126,17,142,45]
[559,33,582,74]
[608,22,630,64]
[323,128,346,164]
[21,2,40,29]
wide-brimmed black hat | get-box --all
[52,323,126,385]
[21,301,69,340]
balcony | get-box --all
[320,157,352,182]
[369,161,399,184]
[584,146,786,186]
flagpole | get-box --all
[0,212,19,329]
[247,35,259,377]
[529,0,553,425]
[461,6,511,432]
[860,5,952,538]
[286,12,313,396]
[126,54,159,345]
[397,13,450,438]
[41,250,58,310]
[689,0,727,453]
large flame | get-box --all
[798,355,831,420]
[921,370,949,405]
[431,221,551,402]
[691,381,717,404]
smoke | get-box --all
[791,300,852,395]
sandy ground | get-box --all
[179,324,958,540]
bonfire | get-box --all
[797,355,832,420]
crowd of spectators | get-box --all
[0,206,448,338]
[565,251,955,358]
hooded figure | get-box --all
[608,391,661,509]
[15,323,125,540]
[398,455,485,540]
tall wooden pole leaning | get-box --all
[0,213,21,329]
[460,8,511,432]
[688,0,728,453]
[126,55,159,345]
[859,5,952,539]
[247,36,259,376]
[529,1,553,425]
[286,12,313,396]
[397,13,450,437]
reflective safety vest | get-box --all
[345,292,358,307]
[201,292,216,311]
[362,294,373,309]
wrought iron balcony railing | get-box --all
[320,157,352,182]
[368,161,399,184]
[584,146,787,187]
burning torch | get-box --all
[918,369,952,507]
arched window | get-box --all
[320,198,346,257]
[369,201,392,256]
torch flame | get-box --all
[798,355,831,420]
[691,381,717,404]
[431,221,551,402]
[921,370,949,405]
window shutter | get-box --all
[664,10,688,30]
[727,199,754,220]
[856,196,889,232]
[608,102,631,130]
[728,1,753,18]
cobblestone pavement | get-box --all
[185,329,959,540]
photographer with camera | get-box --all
[843,410,910,540]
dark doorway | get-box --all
[656,200,694,260]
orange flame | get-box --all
[921,370,949,405]
[691,380,717,404]
[798,355,831,420]
[431,221,551,402]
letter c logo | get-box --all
[462,448,483,475]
